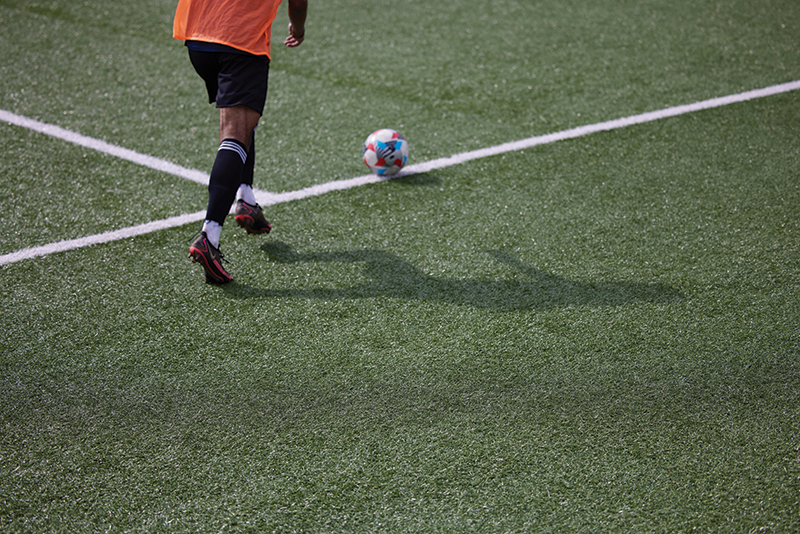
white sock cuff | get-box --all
[236,184,257,205]
[201,220,222,248]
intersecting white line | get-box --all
[2,78,800,266]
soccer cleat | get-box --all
[188,232,232,285]
[234,200,272,235]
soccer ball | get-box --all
[362,129,409,176]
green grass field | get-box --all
[1,0,799,532]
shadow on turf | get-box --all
[389,173,442,186]
[221,242,682,310]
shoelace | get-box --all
[217,248,232,265]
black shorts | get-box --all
[188,47,270,115]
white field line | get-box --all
[0,211,206,266]
[2,79,799,266]
[0,110,211,186]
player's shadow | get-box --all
[222,242,682,311]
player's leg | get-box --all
[205,104,260,235]
[238,129,257,204]
[192,50,268,233]
[215,53,272,235]
[185,48,234,283]
[187,50,269,283]
[233,138,272,235]
[233,129,271,234]
[213,106,272,235]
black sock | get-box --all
[241,136,255,188]
[206,138,247,224]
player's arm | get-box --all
[285,0,307,47]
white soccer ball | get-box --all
[362,129,409,176]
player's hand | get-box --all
[285,23,304,47]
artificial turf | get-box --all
[1,0,799,532]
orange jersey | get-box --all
[173,0,283,58]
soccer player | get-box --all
[174,0,308,284]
